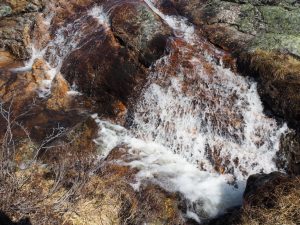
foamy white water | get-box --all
[88,5,110,29]
[92,119,244,220]
[144,0,195,42]
[93,62,287,221]
[91,1,288,223]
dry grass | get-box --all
[240,177,300,225]
[0,138,130,225]
[247,49,300,81]
[0,98,119,225]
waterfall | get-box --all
[93,1,288,222]
[8,1,289,222]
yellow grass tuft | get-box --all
[249,49,300,81]
[240,177,300,225]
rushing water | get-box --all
[93,1,287,222]
[12,1,288,223]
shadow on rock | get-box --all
[0,211,32,225]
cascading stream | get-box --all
[95,0,288,222]
[8,1,289,223]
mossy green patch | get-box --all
[0,5,12,17]
[250,34,300,57]
[237,4,263,34]
[259,6,300,35]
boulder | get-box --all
[0,0,44,59]
[111,2,173,66]
[61,28,146,117]
[2,0,44,15]
[0,14,36,59]
[0,50,21,69]
[61,2,173,117]
[281,131,300,174]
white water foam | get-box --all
[91,118,243,218]
[144,0,195,42]
[125,138,246,218]
[93,114,128,159]
[131,57,287,178]
[88,5,110,29]
[92,1,288,223]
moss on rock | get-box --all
[0,5,12,17]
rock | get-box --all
[49,0,94,30]
[40,116,99,162]
[61,2,172,118]
[281,131,300,174]
[46,74,71,111]
[0,70,37,114]
[0,1,44,59]
[238,50,300,130]
[61,27,146,117]
[0,14,35,59]
[241,172,300,225]
[32,13,51,50]
[0,4,12,18]
[3,0,44,15]
[111,2,173,66]
[243,172,288,202]
[0,50,22,69]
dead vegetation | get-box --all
[0,98,185,225]
[247,49,300,81]
[240,176,300,225]
[0,98,116,225]
[238,49,300,131]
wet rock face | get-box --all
[61,2,173,116]
[61,27,146,116]
[281,132,300,174]
[0,14,35,59]
[0,0,44,59]
[111,2,173,66]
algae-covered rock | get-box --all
[0,5,12,17]
[3,0,44,14]
[0,14,35,59]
